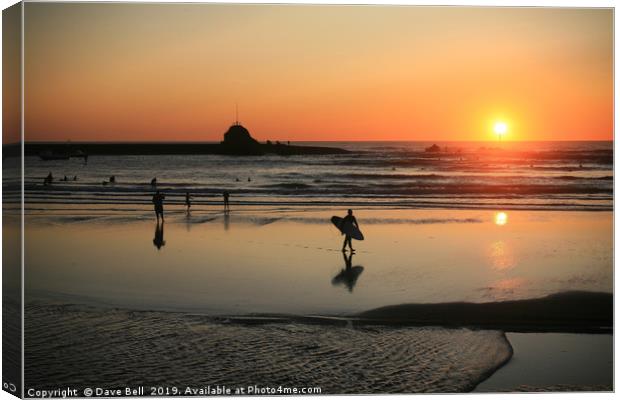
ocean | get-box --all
[5,140,613,213]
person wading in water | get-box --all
[223,191,230,212]
[153,190,165,222]
[185,191,192,214]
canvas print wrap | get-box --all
[1,2,614,397]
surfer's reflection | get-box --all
[223,210,230,231]
[331,252,364,293]
[185,213,192,232]
[153,220,166,250]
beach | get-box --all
[25,301,514,394]
[6,140,612,393]
[17,205,612,393]
[23,207,612,313]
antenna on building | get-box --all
[235,102,239,125]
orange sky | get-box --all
[20,4,613,143]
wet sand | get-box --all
[24,208,612,315]
[25,302,513,394]
[475,332,612,392]
[20,207,613,393]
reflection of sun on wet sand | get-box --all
[494,211,508,226]
[489,240,517,271]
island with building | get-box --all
[17,123,350,159]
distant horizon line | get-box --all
[7,139,614,145]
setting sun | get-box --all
[493,121,508,136]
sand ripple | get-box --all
[25,303,512,394]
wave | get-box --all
[21,179,612,195]
[552,175,613,181]
[20,195,613,212]
[10,147,614,212]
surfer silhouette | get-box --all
[341,209,359,252]
[152,190,165,222]
[153,220,166,250]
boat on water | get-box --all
[38,150,70,161]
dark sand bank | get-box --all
[195,291,611,335]
[355,291,612,333]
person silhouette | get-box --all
[341,209,359,252]
[152,190,165,222]
[331,252,364,292]
[223,191,230,212]
[185,191,192,214]
[153,220,166,250]
[43,172,55,186]
[150,177,157,187]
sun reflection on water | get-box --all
[489,240,517,271]
[494,212,508,226]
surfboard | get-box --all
[331,216,364,240]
